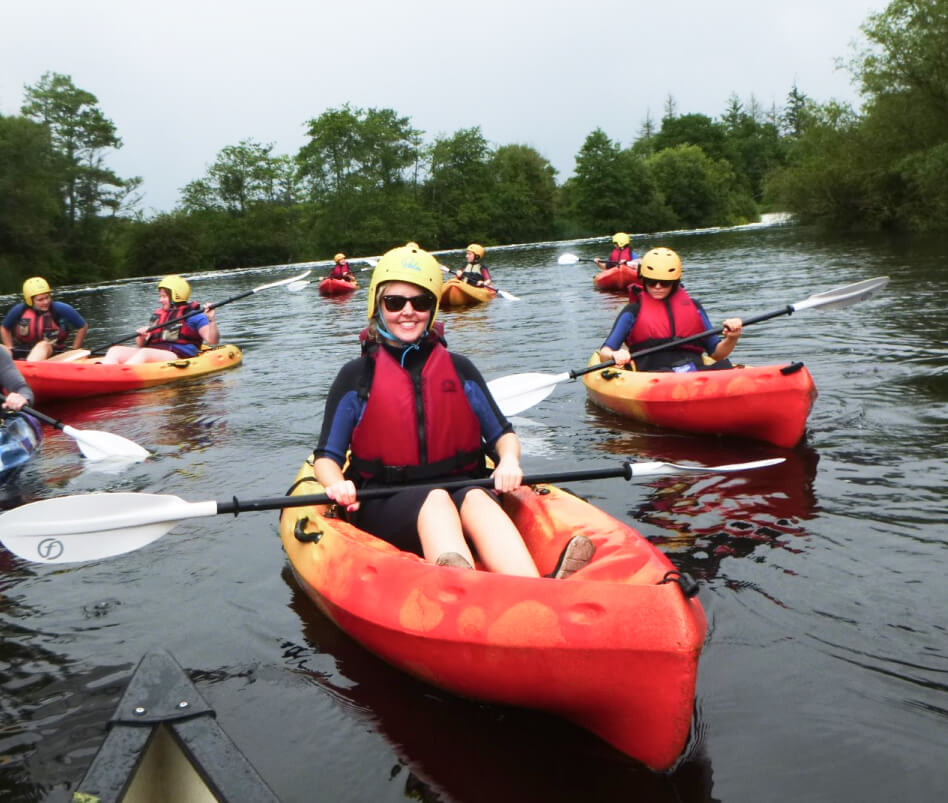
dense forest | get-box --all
[1,0,946,293]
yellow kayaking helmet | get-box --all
[367,245,442,327]
[334,252,346,263]
[639,247,683,281]
[158,274,191,303]
[612,232,631,248]
[466,243,485,259]
[22,276,52,306]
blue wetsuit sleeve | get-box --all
[695,303,721,353]
[2,303,27,330]
[602,305,639,350]
[314,358,366,467]
[51,301,86,328]
[451,354,512,449]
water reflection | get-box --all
[282,568,715,803]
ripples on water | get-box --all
[1,223,945,801]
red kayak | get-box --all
[582,352,817,447]
[593,264,640,293]
[319,277,358,296]
[281,459,706,770]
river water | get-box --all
[1,221,946,802]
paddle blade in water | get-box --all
[629,457,785,477]
[557,253,580,265]
[63,425,151,461]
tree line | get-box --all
[1,0,945,293]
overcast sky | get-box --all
[1,0,884,215]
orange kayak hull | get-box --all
[582,353,817,447]
[16,345,243,403]
[280,459,706,770]
[440,278,494,307]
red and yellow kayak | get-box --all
[16,345,243,403]
[280,458,706,770]
[440,278,495,308]
[593,264,639,293]
[318,277,358,296]
[582,352,817,447]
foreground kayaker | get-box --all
[314,244,591,577]
[1,277,88,361]
[598,247,743,372]
[1,347,34,410]
[594,231,639,276]
[328,253,356,283]
[455,243,494,288]
[101,275,219,364]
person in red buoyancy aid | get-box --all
[328,253,356,282]
[598,247,743,372]
[1,277,88,361]
[101,275,219,364]
[594,232,640,284]
[313,245,593,578]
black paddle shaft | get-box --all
[91,289,256,353]
[568,305,794,380]
[216,463,636,516]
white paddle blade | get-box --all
[557,253,580,265]
[286,280,311,292]
[488,372,572,417]
[252,270,312,293]
[629,457,786,477]
[62,425,151,461]
[0,493,217,564]
[496,288,520,301]
[793,276,889,312]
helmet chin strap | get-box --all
[376,316,425,367]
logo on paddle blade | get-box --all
[38,538,64,561]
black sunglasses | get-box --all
[381,293,435,313]
[643,278,674,288]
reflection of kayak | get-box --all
[319,277,358,296]
[74,649,278,802]
[582,352,817,447]
[16,345,243,403]
[593,264,639,292]
[440,278,494,307]
[280,458,706,770]
[0,412,42,484]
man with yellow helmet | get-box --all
[594,233,640,279]
[311,244,592,579]
[1,277,88,361]
[327,253,356,284]
[455,243,494,288]
[598,247,743,372]
[101,275,219,364]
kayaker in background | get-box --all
[314,244,593,578]
[598,247,743,372]
[455,244,494,288]
[328,253,356,283]
[0,346,34,410]
[1,277,89,362]
[101,275,218,365]
[594,232,639,274]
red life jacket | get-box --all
[626,286,707,370]
[348,342,484,483]
[145,302,203,349]
[329,262,352,280]
[13,307,67,347]
[609,246,633,266]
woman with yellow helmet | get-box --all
[455,243,494,288]
[101,275,219,364]
[594,233,640,277]
[1,277,89,361]
[598,247,743,372]
[312,244,592,578]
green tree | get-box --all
[486,144,557,243]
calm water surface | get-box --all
[1,222,946,801]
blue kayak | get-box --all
[0,412,42,485]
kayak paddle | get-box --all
[6,400,150,461]
[489,275,890,417]
[52,269,312,361]
[0,457,784,564]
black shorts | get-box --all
[349,483,501,555]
